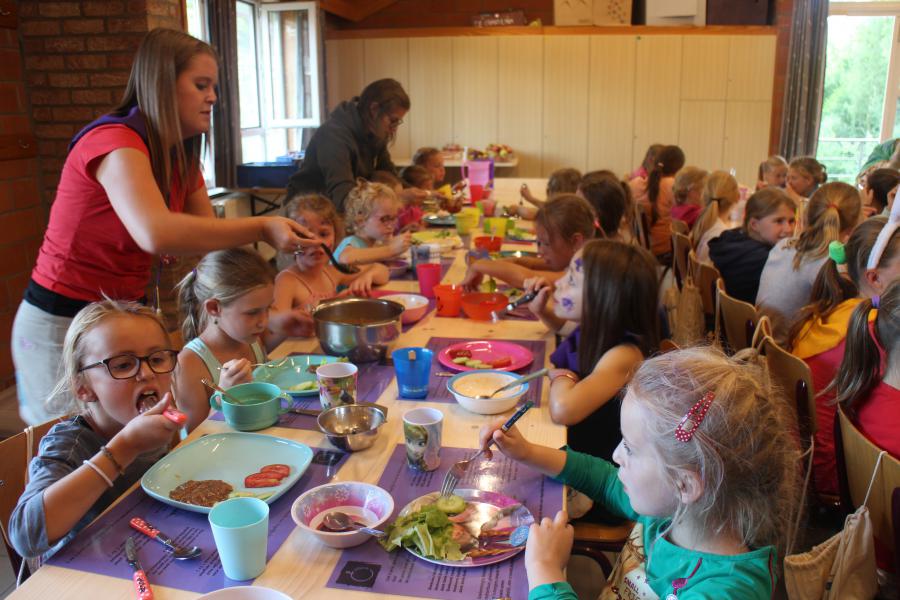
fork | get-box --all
[217,357,291,370]
[439,400,534,497]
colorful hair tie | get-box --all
[828,240,847,265]
[867,195,900,270]
[674,391,715,443]
[827,202,838,210]
[872,295,880,309]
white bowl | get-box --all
[447,370,529,415]
[291,481,394,549]
[380,293,430,324]
[197,587,291,600]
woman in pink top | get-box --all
[629,145,685,260]
[11,29,321,425]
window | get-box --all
[237,1,321,163]
[184,0,216,187]
[816,1,900,182]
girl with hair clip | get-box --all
[514,168,583,219]
[709,187,796,303]
[629,143,664,181]
[671,166,708,228]
[478,347,800,600]
[334,179,412,265]
[577,171,630,240]
[863,167,900,217]
[788,203,900,496]
[629,145,686,261]
[11,28,321,426]
[460,194,596,291]
[756,155,789,190]
[9,300,183,560]
[692,170,740,264]
[523,240,660,465]
[757,181,862,343]
[173,248,275,431]
[270,195,388,349]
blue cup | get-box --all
[392,347,433,399]
[209,382,290,431]
[208,497,269,581]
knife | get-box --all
[125,537,153,600]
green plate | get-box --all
[253,355,343,397]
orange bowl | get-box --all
[473,236,503,252]
[461,292,508,321]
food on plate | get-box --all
[436,209,450,218]
[244,464,292,488]
[304,357,348,373]
[289,381,317,392]
[448,349,472,359]
[452,372,522,398]
[169,479,234,507]
[260,464,291,477]
[485,143,514,160]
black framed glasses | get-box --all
[79,350,178,380]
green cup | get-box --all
[209,382,290,431]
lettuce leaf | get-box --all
[379,503,466,561]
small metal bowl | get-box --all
[313,297,404,363]
[317,404,386,452]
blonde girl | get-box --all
[412,146,446,187]
[173,248,274,431]
[757,182,862,343]
[786,156,827,222]
[334,180,412,265]
[756,155,788,190]
[10,300,182,559]
[516,168,583,217]
[479,347,799,599]
[671,166,708,228]
[692,170,740,263]
[271,195,389,348]
[708,187,796,303]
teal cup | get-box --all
[208,497,269,581]
[209,382,290,431]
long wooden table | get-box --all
[11,178,561,600]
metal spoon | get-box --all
[321,511,386,538]
[474,368,549,400]
[200,379,242,404]
[296,243,359,275]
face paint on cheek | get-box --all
[560,297,575,312]
[574,258,583,273]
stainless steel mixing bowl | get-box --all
[316,404,387,452]
[313,297,404,363]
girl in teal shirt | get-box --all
[479,347,801,599]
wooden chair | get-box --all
[716,278,759,353]
[659,338,680,354]
[0,418,63,580]
[571,520,634,577]
[671,219,689,235]
[671,232,692,291]
[834,407,900,576]
[761,336,817,443]
[688,250,720,324]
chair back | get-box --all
[0,418,62,576]
[688,250,720,318]
[716,278,759,352]
[762,336,816,441]
[671,219,689,235]
[659,338,680,354]
[671,232,692,290]
[836,408,900,558]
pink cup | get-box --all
[481,198,496,217]
[416,263,442,299]
[470,184,484,203]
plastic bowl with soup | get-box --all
[447,370,529,414]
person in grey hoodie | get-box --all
[287,78,425,212]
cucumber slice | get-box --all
[465,359,481,367]
[434,494,466,514]
[452,357,469,364]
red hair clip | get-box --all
[674,391,715,442]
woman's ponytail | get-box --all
[175,268,202,342]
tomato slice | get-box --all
[449,349,472,359]
[260,464,290,477]
[244,473,282,488]
[489,356,512,368]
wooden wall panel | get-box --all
[451,37,499,151]
[727,36,776,101]
[679,100,726,171]
[324,39,364,112]
[408,37,454,157]
[363,38,411,158]
[633,36,683,167]
[542,36,590,175]
[498,36,543,177]
[587,35,635,176]
[723,100,772,186]
[681,36,729,100]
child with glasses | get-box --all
[10,300,183,560]
[334,179,412,266]
[478,347,800,599]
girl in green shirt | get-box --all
[479,347,801,599]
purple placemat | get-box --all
[47,447,349,594]
[210,357,396,430]
[391,257,455,281]
[420,337,545,407]
[326,444,563,600]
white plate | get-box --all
[196,586,291,600]
[141,433,313,514]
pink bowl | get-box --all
[291,481,394,549]
[380,293,430,324]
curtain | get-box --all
[208,1,241,188]
[779,0,829,159]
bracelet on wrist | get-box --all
[100,445,125,476]
[83,459,114,488]
[550,372,578,385]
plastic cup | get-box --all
[392,347,433,399]
[402,407,443,471]
[470,184,485,203]
[454,214,474,235]
[483,217,508,238]
[433,284,463,317]
[481,198,496,217]
[316,362,358,411]
[209,497,269,581]
[416,263,442,298]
